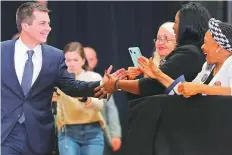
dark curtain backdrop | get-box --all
[47,2,181,148]
[48,1,181,73]
[1,1,181,145]
[0,1,228,154]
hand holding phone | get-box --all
[128,47,142,67]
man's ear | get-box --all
[21,23,29,31]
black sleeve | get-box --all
[56,53,100,97]
[125,75,145,101]
[138,45,205,97]
[126,92,144,101]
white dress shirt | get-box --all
[14,38,42,86]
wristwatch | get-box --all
[115,79,122,91]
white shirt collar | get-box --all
[16,37,42,56]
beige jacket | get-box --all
[56,70,105,131]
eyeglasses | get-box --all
[154,37,175,44]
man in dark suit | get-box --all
[1,2,108,155]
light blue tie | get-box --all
[18,50,34,124]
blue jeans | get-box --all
[58,122,104,155]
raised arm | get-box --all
[137,46,205,96]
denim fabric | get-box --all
[58,122,104,155]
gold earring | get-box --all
[216,48,220,53]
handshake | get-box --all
[93,65,128,101]
[93,56,162,100]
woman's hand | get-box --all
[138,56,161,79]
[127,67,142,80]
[178,82,201,98]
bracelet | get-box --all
[114,79,122,91]
[78,97,88,102]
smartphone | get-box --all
[128,47,142,67]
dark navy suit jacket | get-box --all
[1,39,100,154]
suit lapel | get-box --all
[1,39,24,98]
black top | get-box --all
[138,44,206,97]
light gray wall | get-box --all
[228,1,232,24]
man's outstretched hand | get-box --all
[94,66,127,101]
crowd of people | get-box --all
[1,1,232,155]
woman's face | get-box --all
[65,51,85,73]
[155,27,176,58]
[173,11,179,41]
[201,31,219,64]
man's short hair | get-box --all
[16,2,50,32]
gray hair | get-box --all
[160,22,175,35]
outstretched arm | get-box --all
[56,55,101,97]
